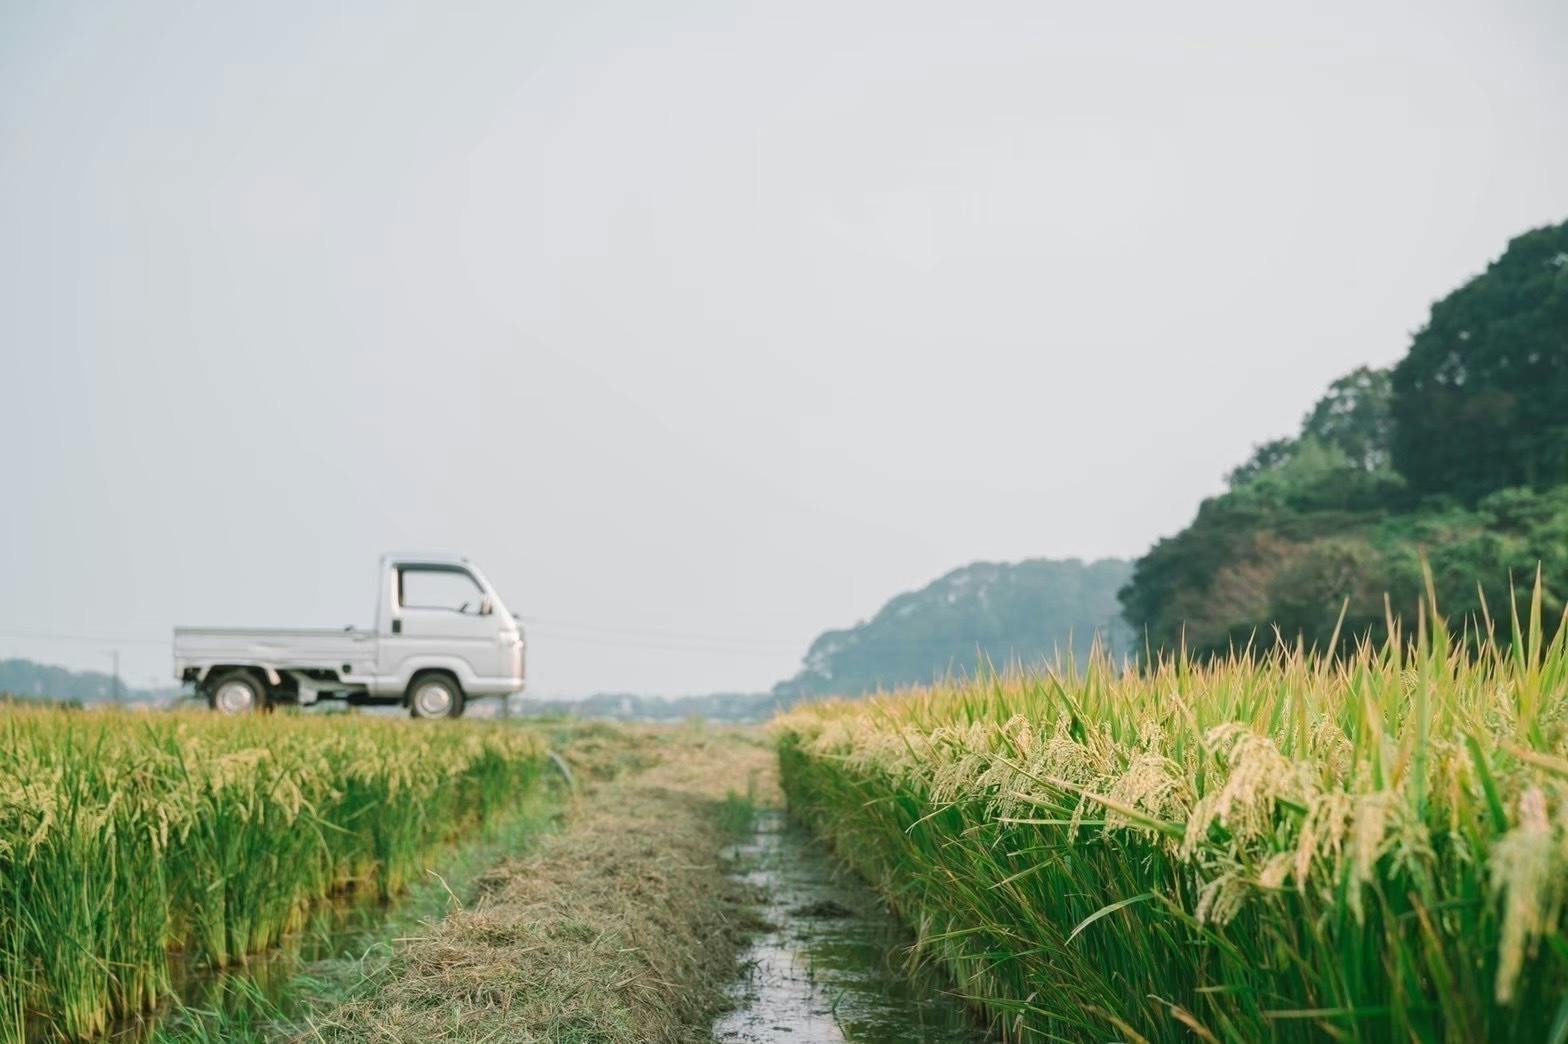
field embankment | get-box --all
[775,620,1568,1042]
[0,709,547,1042]
[306,723,773,1043]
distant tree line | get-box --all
[0,659,175,706]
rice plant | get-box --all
[0,708,545,1041]
[774,592,1568,1042]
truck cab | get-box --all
[173,552,526,718]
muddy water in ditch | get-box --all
[715,810,994,1044]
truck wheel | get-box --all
[208,670,268,714]
[407,673,465,720]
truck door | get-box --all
[378,564,501,689]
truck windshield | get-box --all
[399,566,485,614]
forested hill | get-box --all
[773,557,1133,699]
[1121,217,1568,655]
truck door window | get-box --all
[399,567,484,614]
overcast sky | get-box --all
[2,1,1565,697]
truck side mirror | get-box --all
[480,595,494,616]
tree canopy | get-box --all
[1391,221,1568,501]
[1123,217,1568,656]
[1227,366,1397,496]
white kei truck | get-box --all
[173,552,525,719]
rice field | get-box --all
[0,708,546,1042]
[775,598,1568,1042]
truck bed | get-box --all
[173,627,374,673]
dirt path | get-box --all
[302,723,776,1044]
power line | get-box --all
[516,614,798,650]
[523,627,796,656]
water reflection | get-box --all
[714,811,994,1044]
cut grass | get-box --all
[305,724,776,1044]
[775,593,1568,1042]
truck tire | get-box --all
[207,670,268,714]
[407,672,465,720]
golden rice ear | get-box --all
[1489,787,1560,1004]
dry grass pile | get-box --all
[307,725,773,1044]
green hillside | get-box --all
[774,557,1132,699]
[1121,218,1568,654]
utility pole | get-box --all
[110,651,122,704]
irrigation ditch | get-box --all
[713,809,992,1044]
